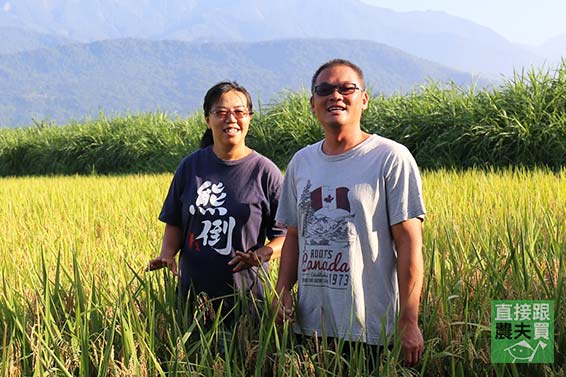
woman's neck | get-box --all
[212,144,252,161]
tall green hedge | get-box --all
[1,61,565,176]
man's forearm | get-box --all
[392,218,424,322]
[275,226,299,294]
[392,218,425,366]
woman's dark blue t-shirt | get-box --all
[159,146,286,303]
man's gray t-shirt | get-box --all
[276,134,425,344]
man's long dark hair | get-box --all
[200,81,253,148]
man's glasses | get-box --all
[210,109,253,119]
[313,83,362,97]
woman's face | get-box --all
[206,90,251,150]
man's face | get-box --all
[310,65,369,130]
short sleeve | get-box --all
[275,155,299,227]
[158,160,186,226]
[266,162,287,239]
[384,146,426,226]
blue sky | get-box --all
[362,0,566,45]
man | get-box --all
[273,59,425,366]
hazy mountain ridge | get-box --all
[2,0,559,128]
[0,38,477,128]
[0,26,73,55]
[0,0,552,75]
[537,33,566,61]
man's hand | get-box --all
[398,318,424,367]
[272,289,294,324]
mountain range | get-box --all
[2,0,562,75]
[0,0,564,127]
[0,38,476,127]
[0,26,71,55]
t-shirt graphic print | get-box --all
[188,180,236,256]
[299,181,352,290]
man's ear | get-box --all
[361,91,369,110]
[309,96,315,113]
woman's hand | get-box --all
[228,238,285,272]
[228,250,262,272]
[147,256,178,276]
[149,224,182,276]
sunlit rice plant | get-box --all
[0,169,564,376]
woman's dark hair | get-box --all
[200,81,253,148]
[310,58,365,93]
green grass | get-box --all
[0,169,564,376]
[1,60,566,176]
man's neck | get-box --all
[321,128,370,156]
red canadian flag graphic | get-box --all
[310,186,350,212]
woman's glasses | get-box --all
[210,109,253,119]
[313,83,362,97]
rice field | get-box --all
[0,169,565,376]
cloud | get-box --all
[3,2,11,12]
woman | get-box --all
[148,81,286,322]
